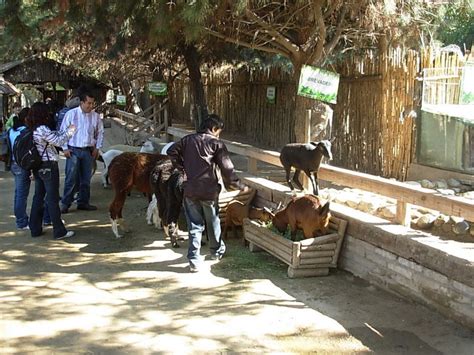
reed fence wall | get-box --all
[169,48,465,180]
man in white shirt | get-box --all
[60,90,104,213]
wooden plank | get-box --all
[249,226,294,251]
[292,242,301,268]
[332,219,348,266]
[288,267,329,278]
[300,243,337,251]
[245,233,292,264]
[248,157,258,174]
[300,250,335,259]
[396,201,411,227]
[299,257,334,265]
[299,233,340,246]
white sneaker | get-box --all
[56,231,75,240]
[17,226,30,231]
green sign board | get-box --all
[116,95,126,106]
[148,82,168,96]
[297,65,340,104]
[266,86,276,104]
[460,62,474,104]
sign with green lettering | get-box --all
[266,86,276,104]
[297,65,340,104]
[460,62,474,104]
[116,95,126,106]
[148,82,168,96]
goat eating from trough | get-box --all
[272,195,331,240]
[108,151,168,238]
[279,140,333,195]
[149,158,184,248]
[223,199,274,240]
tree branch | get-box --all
[322,4,348,59]
[204,28,284,56]
[307,0,326,64]
[244,8,299,57]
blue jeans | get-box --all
[11,163,50,227]
[62,147,94,208]
[30,161,67,239]
[183,197,225,268]
[11,163,30,228]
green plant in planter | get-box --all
[266,222,305,241]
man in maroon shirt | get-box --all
[168,114,248,272]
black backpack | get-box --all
[13,128,47,171]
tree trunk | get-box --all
[292,62,307,143]
[181,43,208,131]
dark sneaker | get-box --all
[55,231,75,240]
[60,206,69,214]
[77,204,97,211]
[210,254,223,261]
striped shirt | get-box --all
[59,106,104,150]
[33,125,76,162]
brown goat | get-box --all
[272,195,331,240]
[108,152,168,238]
[223,200,274,240]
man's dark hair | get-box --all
[26,102,50,129]
[199,113,224,133]
[79,90,95,102]
[13,107,30,129]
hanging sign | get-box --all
[116,95,126,106]
[460,62,474,104]
[266,86,276,104]
[297,65,340,104]
[148,82,168,96]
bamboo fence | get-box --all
[168,47,466,181]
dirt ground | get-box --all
[1,158,473,354]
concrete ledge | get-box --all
[241,175,474,330]
[330,203,473,288]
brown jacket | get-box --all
[168,130,245,200]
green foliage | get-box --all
[436,0,474,49]
[266,222,305,242]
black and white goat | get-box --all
[279,140,333,195]
[149,158,184,248]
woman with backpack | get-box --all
[8,108,53,230]
[26,102,77,240]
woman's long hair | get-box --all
[26,102,50,129]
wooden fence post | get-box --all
[164,106,170,142]
[302,109,312,191]
[248,158,258,174]
[396,201,411,227]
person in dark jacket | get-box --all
[168,114,248,272]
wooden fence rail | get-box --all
[167,126,474,225]
[113,99,169,144]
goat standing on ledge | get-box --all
[272,195,331,240]
[279,140,333,195]
[108,152,168,238]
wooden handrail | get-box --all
[167,126,474,223]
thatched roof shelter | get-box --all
[0,55,108,104]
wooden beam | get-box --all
[167,126,474,221]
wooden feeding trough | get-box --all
[218,188,256,225]
[243,216,347,278]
